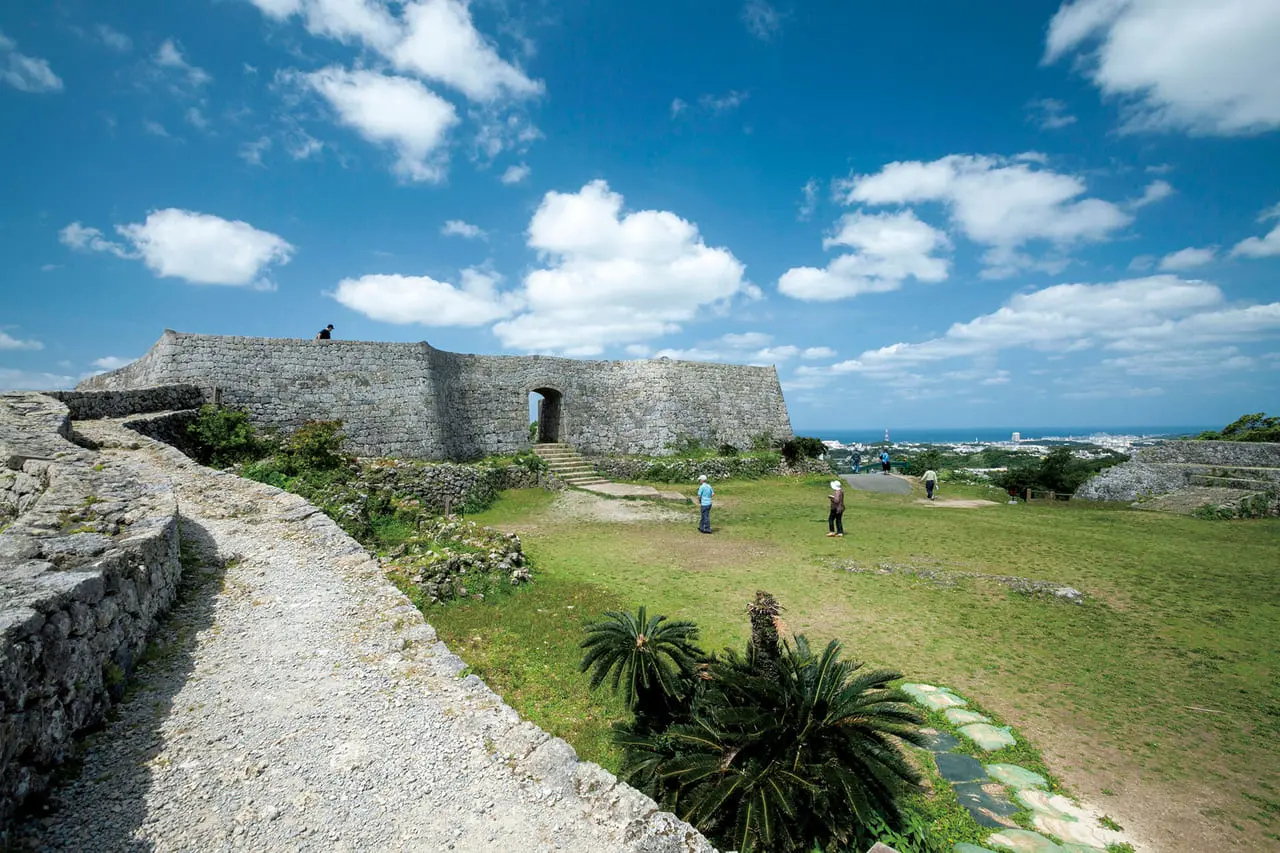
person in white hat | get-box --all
[827,480,845,538]
[696,474,714,534]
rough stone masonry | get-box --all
[78,331,795,460]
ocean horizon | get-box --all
[803,426,1213,445]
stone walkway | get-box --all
[13,419,712,853]
[579,481,686,502]
[902,684,1134,853]
[840,472,913,495]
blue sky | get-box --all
[2,0,1278,430]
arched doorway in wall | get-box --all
[528,387,563,444]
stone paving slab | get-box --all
[958,723,1017,751]
[984,764,1048,790]
[953,781,1020,829]
[578,482,687,502]
[935,753,988,784]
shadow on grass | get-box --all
[10,518,228,852]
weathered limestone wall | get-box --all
[0,394,183,823]
[77,331,794,460]
[1136,440,1280,467]
[360,459,560,515]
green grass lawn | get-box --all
[430,478,1280,851]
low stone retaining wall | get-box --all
[1137,439,1280,467]
[360,458,560,514]
[44,385,205,421]
[1075,461,1195,502]
[0,393,183,824]
[591,453,831,483]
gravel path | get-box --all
[14,422,711,853]
[839,472,912,495]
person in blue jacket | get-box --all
[880,449,891,474]
[696,474,714,533]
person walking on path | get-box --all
[827,480,845,537]
[923,468,938,500]
[316,324,334,340]
[880,450,891,475]
[696,474,714,534]
[852,451,861,474]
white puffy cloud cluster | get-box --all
[334,180,759,356]
[1044,0,1280,135]
[245,0,540,181]
[791,275,1280,389]
[0,30,63,93]
[1232,202,1280,258]
[61,209,294,288]
[629,332,836,366]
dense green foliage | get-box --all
[904,449,943,477]
[1197,412,1280,443]
[186,405,270,468]
[581,594,925,853]
[777,435,826,465]
[994,446,1119,496]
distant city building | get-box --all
[1012,432,1021,442]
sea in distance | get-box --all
[806,426,1214,445]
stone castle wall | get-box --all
[1,394,184,823]
[77,331,793,460]
[1136,440,1280,468]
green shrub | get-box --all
[668,434,707,457]
[187,405,268,468]
[777,435,825,465]
[717,443,739,457]
[1197,412,1280,443]
[749,432,774,451]
[511,449,548,474]
[529,420,539,442]
[905,449,943,477]
[280,420,351,474]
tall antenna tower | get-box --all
[884,428,890,443]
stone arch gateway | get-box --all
[79,331,794,460]
[531,386,564,444]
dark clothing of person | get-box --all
[317,328,331,339]
[926,480,936,499]
[699,504,711,533]
[828,509,844,535]
[881,460,891,474]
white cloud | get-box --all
[441,219,486,239]
[155,39,211,87]
[0,331,43,351]
[239,136,272,165]
[393,0,542,101]
[96,25,133,52]
[795,276,1280,387]
[491,180,752,355]
[0,31,64,93]
[304,67,458,183]
[65,209,294,287]
[798,179,818,221]
[803,346,836,359]
[1129,179,1174,209]
[651,347,725,362]
[143,119,170,137]
[0,369,74,392]
[698,90,748,114]
[741,0,783,41]
[185,107,210,130]
[499,163,530,184]
[246,0,303,17]
[1232,205,1280,258]
[1044,0,1280,135]
[778,209,951,301]
[1158,246,1216,271]
[1128,254,1155,272]
[720,332,773,349]
[838,153,1131,277]
[1027,97,1077,130]
[753,345,799,363]
[287,130,324,159]
[332,267,518,326]
[670,98,687,118]
[91,356,134,370]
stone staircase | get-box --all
[533,443,608,487]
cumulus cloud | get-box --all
[491,180,752,355]
[803,346,836,359]
[155,39,211,87]
[0,331,43,351]
[441,219,486,239]
[0,369,74,392]
[499,163,530,184]
[247,0,540,102]
[91,356,134,371]
[1158,246,1216,271]
[1044,0,1280,135]
[0,31,64,93]
[96,25,133,52]
[1026,97,1077,130]
[837,153,1131,277]
[62,209,294,288]
[1232,202,1280,258]
[793,275,1280,386]
[1129,179,1174,209]
[741,0,783,41]
[332,267,518,326]
[303,67,458,183]
[778,209,951,301]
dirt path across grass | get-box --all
[915,498,1000,508]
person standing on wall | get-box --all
[880,449,891,475]
[316,324,334,340]
[826,480,845,538]
[923,467,938,500]
[696,474,714,534]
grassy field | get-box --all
[426,477,1279,852]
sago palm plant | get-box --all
[632,635,927,853]
[579,606,704,732]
